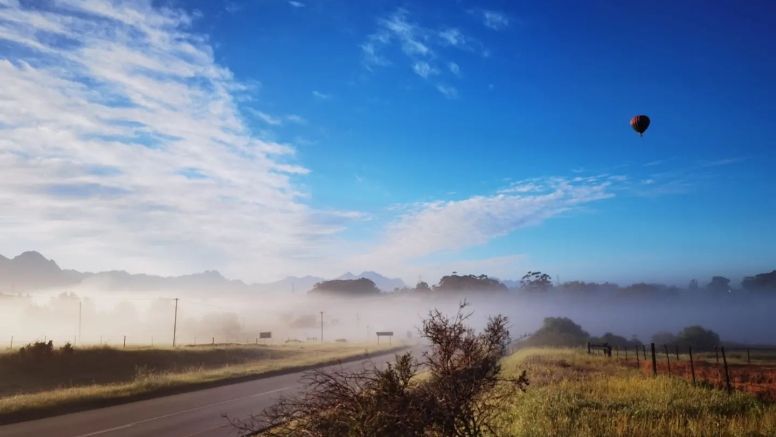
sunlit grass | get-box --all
[0,342,406,418]
[495,348,776,437]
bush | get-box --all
[230,301,528,437]
[60,342,75,355]
[524,317,590,348]
[19,340,54,359]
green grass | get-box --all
[0,342,406,420]
[495,348,776,437]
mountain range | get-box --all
[0,251,408,293]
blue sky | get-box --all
[0,0,774,286]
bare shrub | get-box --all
[230,301,528,437]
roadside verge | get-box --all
[0,344,411,426]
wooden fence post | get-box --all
[635,345,640,368]
[651,343,657,376]
[212,337,215,345]
[9,336,12,350]
[587,342,591,355]
[747,348,751,364]
[715,345,719,364]
[675,344,679,360]
[688,345,696,385]
[664,344,671,375]
[625,346,628,362]
[721,346,731,395]
[123,336,126,348]
[642,345,647,361]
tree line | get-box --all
[524,316,723,351]
[307,269,776,297]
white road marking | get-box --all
[72,387,292,437]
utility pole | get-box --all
[173,298,179,347]
[320,311,323,342]
[78,300,82,346]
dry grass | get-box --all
[495,348,776,437]
[0,342,403,418]
[631,358,776,402]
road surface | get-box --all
[0,346,423,437]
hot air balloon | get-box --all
[630,115,650,137]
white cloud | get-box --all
[251,110,283,125]
[312,90,332,99]
[250,110,306,126]
[361,8,486,95]
[285,114,307,124]
[0,0,360,282]
[288,1,304,7]
[412,61,439,79]
[436,84,459,99]
[353,176,616,272]
[448,62,460,76]
[225,2,243,14]
[438,28,468,48]
[481,10,510,30]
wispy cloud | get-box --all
[288,1,304,7]
[438,28,471,49]
[413,61,439,79]
[436,85,459,99]
[698,157,748,167]
[480,10,510,30]
[225,2,243,14]
[0,0,360,281]
[285,114,307,124]
[448,62,461,77]
[251,110,283,125]
[250,110,307,126]
[359,176,615,265]
[361,8,485,97]
[312,90,332,100]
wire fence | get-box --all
[588,342,776,401]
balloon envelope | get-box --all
[630,115,650,137]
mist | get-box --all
[2,281,775,349]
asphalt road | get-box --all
[0,346,424,437]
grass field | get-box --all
[0,341,404,420]
[496,348,776,437]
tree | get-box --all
[706,276,731,293]
[414,281,431,292]
[525,317,589,347]
[591,332,642,347]
[676,325,720,350]
[229,301,528,437]
[742,270,776,292]
[650,331,677,346]
[433,274,507,293]
[308,278,381,297]
[520,271,553,292]
[619,283,663,296]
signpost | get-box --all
[259,332,271,344]
[376,331,394,346]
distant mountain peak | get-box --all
[15,250,50,261]
[335,271,407,291]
